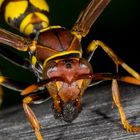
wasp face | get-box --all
[44,58,92,122]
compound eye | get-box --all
[79,59,88,68]
[80,63,88,68]
[47,62,57,77]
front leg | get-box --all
[0,75,29,92]
[23,94,44,140]
[112,79,140,132]
[0,28,38,54]
[87,40,140,80]
[0,75,29,107]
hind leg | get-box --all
[112,79,140,132]
[87,40,140,80]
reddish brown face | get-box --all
[43,58,93,122]
[44,58,92,101]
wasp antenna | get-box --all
[72,0,111,38]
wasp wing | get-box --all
[72,0,111,38]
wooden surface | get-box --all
[0,82,140,140]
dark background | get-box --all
[0,0,140,108]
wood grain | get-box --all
[0,82,140,140]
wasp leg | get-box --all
[0,75,29,92]
[78,73,140,87]
[0,47,31,69]
[0,47,43,80]
[0,75,27,108]
[112,79,140,132]
[87,40,140,80]
[92,73,140,86]
[0,28,34,51]
[23,94,44,140]
[21,77,64,96]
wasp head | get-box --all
[43,58,93,122]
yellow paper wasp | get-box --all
[0,0,140,139]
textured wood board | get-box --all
[0,82,140,140]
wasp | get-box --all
[0,0,140,139]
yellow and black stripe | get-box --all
[0,0,49,36]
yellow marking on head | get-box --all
[0,0,4,8]
[20,12,49,35]
[29,0,49,11]
[43,50,82,68]
[54,57,80,63]
[5,1,28,22]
